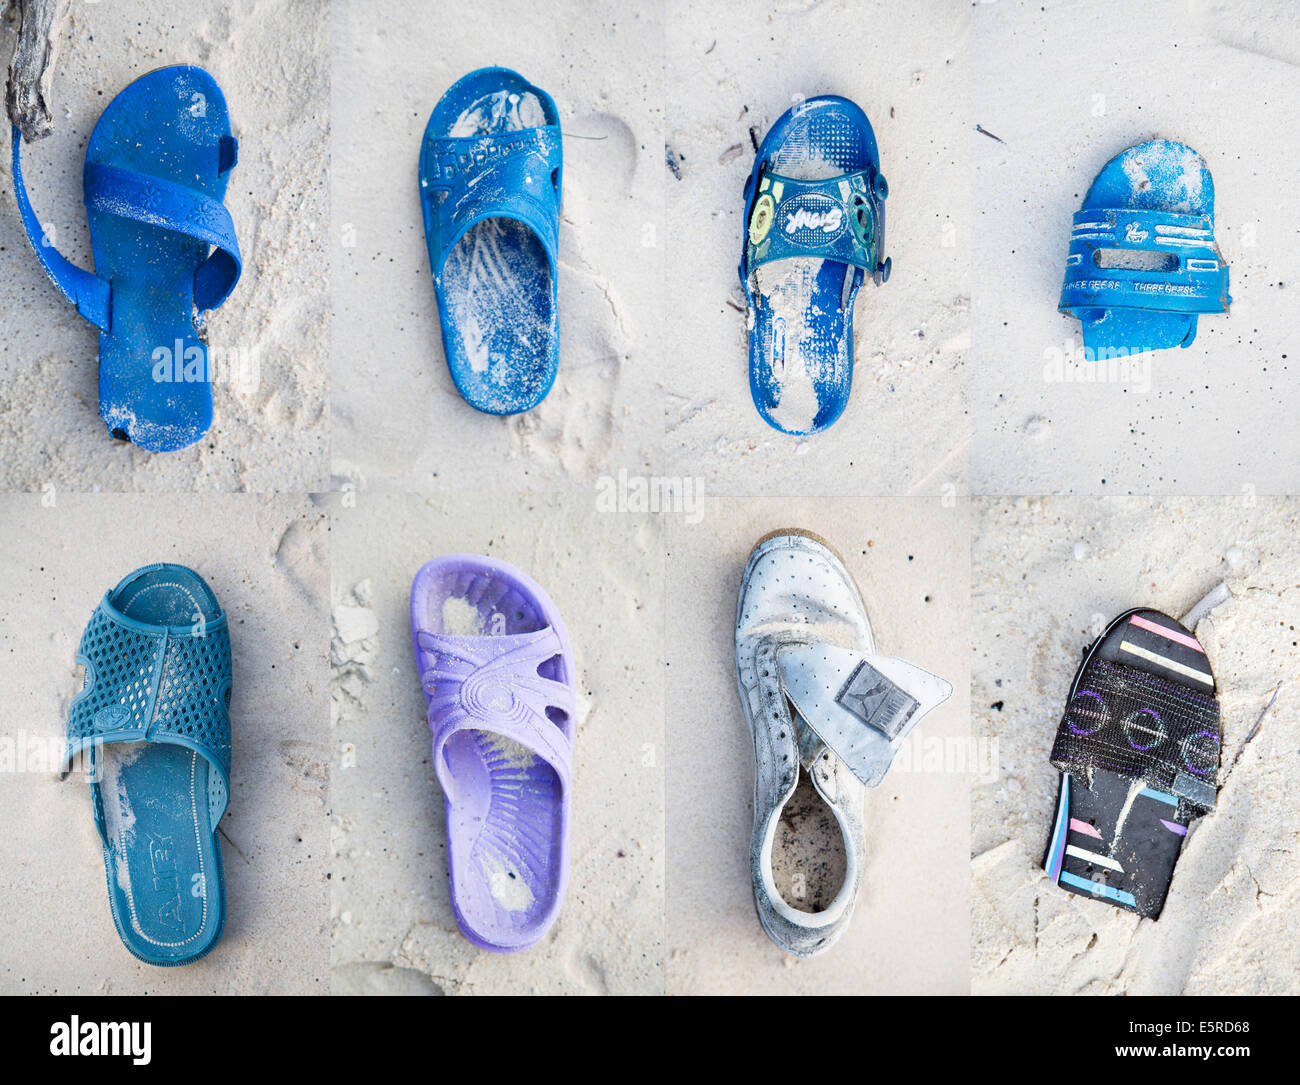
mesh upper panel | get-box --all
[68,602,232,817]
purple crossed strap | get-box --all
[415,626,574,797]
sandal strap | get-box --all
[743,166,888,285]
[83,160,242,312]
[1060,207,1230,318]
[416,627,573,797]
[10,127,111,332]
[420,125,562,280]
[1050,658,1220,815]
[64,598,232,824]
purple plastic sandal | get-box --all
[410,554,576,952]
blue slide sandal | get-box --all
[11,65,242,452]
[1059,140,1229,356]
[62,564,233,966]
[739,96,890,436]
[419,67,562,415]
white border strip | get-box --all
[1065,844,1123,873]
[1119,640,1214,686]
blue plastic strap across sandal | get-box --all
[11,128,243,332]
[1060,208,1229,317]
[744,167,887,286]
[422,124,562,278]
[83,160,243,313]
[10,127,111,331]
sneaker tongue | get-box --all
[795,716,826,771]
[777,644,952,787]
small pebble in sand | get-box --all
[1072,540,1088,561]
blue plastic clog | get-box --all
[419,67,562,415]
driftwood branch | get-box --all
[5,0,72,141]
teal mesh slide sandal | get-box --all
[62,564,233,966]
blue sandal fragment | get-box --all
[11,65,242,452]
[63,563,233,966]
[419,67,563,415]
[1059,140,1229,356]
[739,96,890,436]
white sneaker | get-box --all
[734,529,952,956]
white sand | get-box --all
[972,0,1300,494]
[666,497,970,994]
[0,494,330,994]
[972,497,1300,995]
[0,1,328,492]
[328,492,664,995]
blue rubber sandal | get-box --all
[1059,140,1230,355]
[419,67,562,415]
[62,564,232,966]
[739,96,890,436]
[11,65,242,452]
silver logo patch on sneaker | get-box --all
[835,661,919,740]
